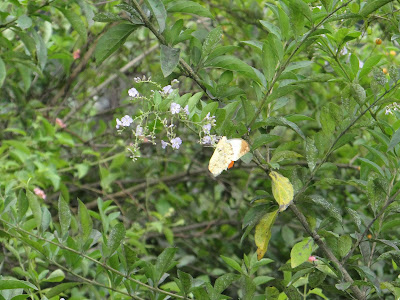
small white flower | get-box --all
[161,140,168,149]
[135,125,143,136]
[359,60,364,68]
[183,105,189,115]
[134,77,141,83]
[202,136,212,144]
[162,85,173,95]
[121,115,133,127]
[171,79,179,85]
[170,102,181,114]
[385,107,392,115]
[171,137,182,149]
[340,47,348,55]
[128,87,139,98]
[203,123,212,134]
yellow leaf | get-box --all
[255,209,278,260]
[269,171,294,212]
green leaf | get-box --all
[16,15,32,30]
[166,0,213,18]
[357,157,385,177]
[266,116,305,140]
[309,195,342,223]
[221,255,243,273]
[45,269,65,283]
[284,61,312,73]
[335,282,351,291]
[17,190,29,222]
[305,137,318,171]
[0,280,37,290]
[361,144,389,166]
[200,102,219,119]
[359,0,393,17]
[388,128,400,152]
[350,54,359,78]
[93,12,124,22]
[58,8,87,43]
[202,26,222,59]
[269,86,300,102]
[291,238,313,268]
[155,248,177,283]
[252,134,280,150]
[177,270,193,295]
[214,273,239,294]
[187,92,203,114]
[205,55,260,83]
[95,24,137,65]
[58,195,71,236]
[359,55,382,78]
[160,45,180,77]
[107,222,126,256]
[338,235,352,258]
[78,199,93,242]
[32,31,47,70]
[27,191,42,230]
[345,207,362,231]
[262,38,278,82]
[45,282,80,298]
[270,150,303,163]
[332,133,357,151]
[260,20,282,40]
[144,0,167,32]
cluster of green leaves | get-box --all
[1,0,400,299]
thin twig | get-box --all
[2,221,186,300]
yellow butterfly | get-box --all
[208,137,250,177]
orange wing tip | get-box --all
[228,161,234,169]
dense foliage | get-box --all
[1,0,400,299]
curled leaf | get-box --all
[269,171,294,211]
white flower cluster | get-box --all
[385,103,400,115]
[200,113,218,145]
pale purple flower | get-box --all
[161,140,168,149]
[183,105,189,115]
[116,118,122,129]
[359,60,364,68]
[162,85,173,95]
[135,125,143,136]
[204,113,216,125]
[128,87,139,98]
[170,102,181,114]
[121,115,133,126]
[171,137,182,149]
[203,123,212,134]
[116,115,133,129]
[202,136,212,144]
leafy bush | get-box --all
[1,0,400,299]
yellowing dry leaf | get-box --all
[208,137,250,177]
[269,171,294,212]
[255,209,278,260]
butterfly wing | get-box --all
[208,137,234,177]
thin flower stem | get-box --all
[2,220,186,300]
